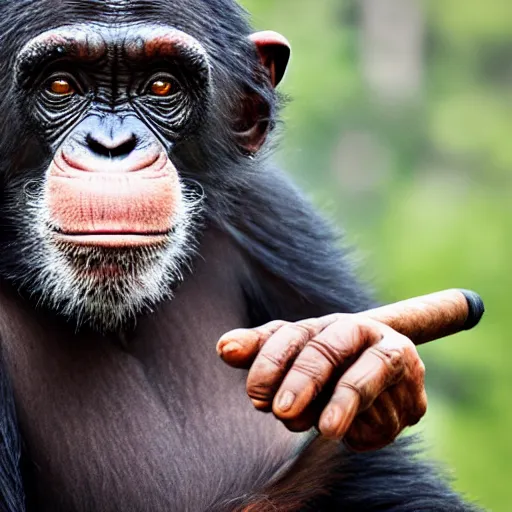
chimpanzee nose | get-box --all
[86,132,138,159]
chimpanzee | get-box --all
[0,1,481,511]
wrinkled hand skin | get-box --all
[217,314,427,452]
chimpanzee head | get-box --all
[0,1,290,330]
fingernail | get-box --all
[276,390,296,412]
[320,406,340,435]
[219,342,243,356]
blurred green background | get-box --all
[240,0,511,510]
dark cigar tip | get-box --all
[459,289,485,330]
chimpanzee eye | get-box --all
[144,74,181,98]
[47,78,75,96]
[150,79,173,97]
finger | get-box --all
[271,318,381,420]
[344,390,401,452]
[281,400,323,433]
[217,289,485,368]
[379,345,427,428]
[344,356,427,451]
[318,332,412,439]
[217,315,340,369]
[216,320,287,369]
[279,383,336,433]
[395,360,428,428]
[245,319,332,410]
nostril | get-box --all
[86,134,137,159]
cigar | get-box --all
[357,289,485,346]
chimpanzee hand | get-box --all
[217,314,427,452]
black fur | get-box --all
[0,354,24,512]
[0,1,481,511]
[314,438,479,511]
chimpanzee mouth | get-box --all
[31,192,199,330]
[48,225,180,280]
[50,231,168,279]
[50,228,174,248]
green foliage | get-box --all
[240,0,512,509]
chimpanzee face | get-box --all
[0,2,289,332]
[10,23,214,330]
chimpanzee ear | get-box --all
[234,32,290,154]
[249,31,291,88]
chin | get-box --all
[8,190,201,333]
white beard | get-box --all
[7,179,203,332]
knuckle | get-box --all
[246,379,277,401]
[262,325,309,365]
[401,336,420,357]
[331,312,349,323]
[290,360,325,393]
[264,320,289,331]
[307,336,345,367]
[256,325,312,370]
[414,359,426,383]
[334,315,360,334]
[254,320,288,340]
[417,359,426,377]
[247,357,287,400]
[409,392,428,425]
[401,338,423,369]
[336,381,364,405]
[247,320,318,400]
[381,331,414,351]
[404,351,425,383]
[308,316,369,366]
[285,323,313,341]
[369,344,405,374]
[259,351,289,372]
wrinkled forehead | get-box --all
[15,23,209,74]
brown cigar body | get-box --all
[358,289,484,346]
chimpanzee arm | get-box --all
[221,167,482,511]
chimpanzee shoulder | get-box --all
[217,166,376,323]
